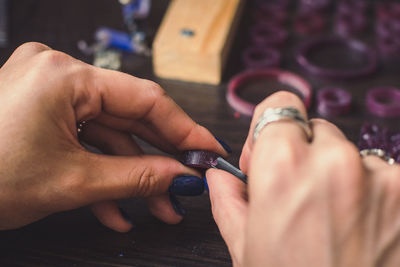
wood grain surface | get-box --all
[0,0,399,266]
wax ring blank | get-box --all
[366,87,400,118]
[334,13,367,37]
[295,36,377,79]
[294,13,326,35]
[226,69,312,116]
[317,88,352,117]
[250,24,288,47]
[242,46,280,69]
[180,150,220,169]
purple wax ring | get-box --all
[226,68,312,116]
[250,24,288,47]
[242,46,280,69]
[294,12,326,35]
[180,150,220,169]
[337,0,368,15]
[298,0,331,13]
[366,87,400,118]
[295,36,377,79]
[376,2,400,21]
[377,37,400,58]
[375,19,400,39]
[334,13,367,36]
[316,88,352,117]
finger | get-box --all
[91,201,133,233]
[80,122,184,224]
[94,112,177,154]
[4,42,51,66]
[79,67,228,157]
[240,91,309,174]
[146,194,184,224]
[79,121,143,155]
[309,118,347,146]
[206,168,247,265]
[79,122,142,231]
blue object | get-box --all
[95,27,135,52]
[169,194,186,216]
[169,175,204,196]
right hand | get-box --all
[207,91,400,266]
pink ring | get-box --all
[366,87,400,118]
[296,36,377,79]
[226,69,312,116]
[317,88,352,117]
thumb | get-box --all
[76,151,204,203]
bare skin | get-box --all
[208,91,400,267]
[0,42,227,231]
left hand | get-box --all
[0,42,228,231]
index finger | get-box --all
[239,91,309,173]
[83,67,228,156]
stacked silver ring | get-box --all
[253,107,312,142]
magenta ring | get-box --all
[334,13,367,36]
[226,69,312,116]
[250,24,288,47]
[242,46,280,69]
[316,88,352,117]
[295,36,377,79]
[366,87,400,118]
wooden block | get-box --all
[152,0,243,85]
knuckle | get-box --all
[257,137,305,169]
[146,81,166,100]
[35,50,72,67]
[269,90,302,104]
[14,42,50,55]
[127,165,158,197]
[324,141,360,167]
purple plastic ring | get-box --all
[366,87,400,118]
[180,150,220,169]
[298,0,331,13]
[295,36,377,79]
[250,24,288,47]
[227,69,312,116]
[316,88,352,117]
[377,37,400,58]
[334,13,367,37]
[294,12,326,35]
[377,2,400,21]
[242,46,280,69]
[337,1,368,15]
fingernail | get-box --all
[203,175,209,193]
[169,194,186,216]
[119,207,134,226]
[169,175,204,196]
[215,137,232,154]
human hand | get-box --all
[0,42,228,231]
[207,91,400,266]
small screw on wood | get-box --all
[180,28,195,37]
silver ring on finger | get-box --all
[253,107,312,142]
[359,148,396,165]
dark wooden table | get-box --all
[1,1,399,266]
